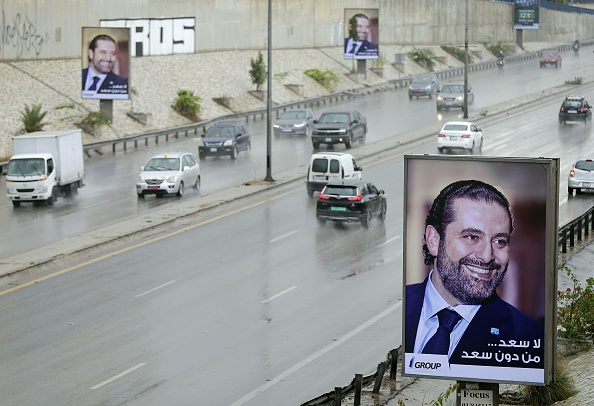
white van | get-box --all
[306,152,362,197]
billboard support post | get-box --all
[100,99,113,123]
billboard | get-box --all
[402,155,558,386]
[344,8,379,60]
[81,27,130,100]
[514,0,540,30]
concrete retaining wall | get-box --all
[1,0,593,60]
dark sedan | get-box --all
[311,110,367,150]
[316,179,386,229]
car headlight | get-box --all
[137,175,144,183]
[294,123,305,128]
[34,186,48,193]
[424,85,431,90]
[166,175,178,183]
[408,86,413,91]
[457,96,464,101]
[273,124,280,129]
[223,140,233,146]
[436,96,442,101]
[7,187,16,194]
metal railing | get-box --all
[559,205,594,254]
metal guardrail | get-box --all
[559,205,594,254]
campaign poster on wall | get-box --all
[402,155,558,386]
[344,8,379,60]
[514,0,540,30]
[81,27,130,100]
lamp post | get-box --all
[463,0,469,119]
[264,0,274,181]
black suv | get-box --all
[316,179,386,229]
[311,110,367,150]
[559,96,592,125]
[199,121,251,160]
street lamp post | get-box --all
[265,0,274,181]
[463,0,469,119]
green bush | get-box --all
[20,103,48,133]
[304,68,339,91]
[81,111,110,130]
[171,89,202,121]
[406,47,437,71]
[441,45,473,64]
[482,39,513,57]
[249,51,267,92]
[557,266,594,341]
[521,359,577,404]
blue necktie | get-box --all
[421,308,462,355]
[89,76,100,91]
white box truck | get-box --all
[5,130,85,207]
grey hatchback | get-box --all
[408,73,440,99]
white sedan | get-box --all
[136,152,201,198]
[437,121,483,152]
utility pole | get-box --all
[265,0,274,181]
[463,0,469,119]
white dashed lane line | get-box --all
[90,363,146,390]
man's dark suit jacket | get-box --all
[344,39,378,56]
[82,68,128,93]
[405,278,544,368]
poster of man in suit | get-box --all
[344,9,379,60]
[402,155,558,386]
[82,27,130,100]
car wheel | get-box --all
[408,94,412,100]
[360,131,366,145]
[247,141,251,152]
[429,92,432,99]
[317,217,326,226]
[305,126,311,137]
[194,176,201,190]
[361,210,372,229]
[199,153,206,161]
[469,141,475,151]
[568,187,574,196]
[137,193,144,198]
[46,191,56,206]
[576,188,583,195]
[312,141,320,150]
[177,182,184,197]
[438,147,444,153]
[345,134,352,149]
[12,201,21,208]
[230,146,238,160]
[437,106,442,111]
[379,201,387,223]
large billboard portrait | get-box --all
[344,8,379,60]
[82,27,130,100]
[402,155,558,386]
[514,0,540,30]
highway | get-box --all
[1,48,594,405]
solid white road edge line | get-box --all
[261,286,297,304]
[135,280,177,298]
[90,363,146,390]
[229,301,403,406]
[376,235,401,248]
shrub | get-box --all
[557,266,594,341]
[482,39,513,57]
[20,103,48,133]
[406,47,437,71]
[371,51,388,69]
[304,68,339,91]
[249,51,267,92]
[565,77,583,85]
[81,111,110,130]
[441,45,473,64]
[171,89,202,121]
[521,359,577,404]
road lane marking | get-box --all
[134,280,176,298]
[493,144,508,152]
[269,230,298,243]
[229,301,402,406]
[90,363,146,390]
[376,235,400,248]
[260,286,297,304]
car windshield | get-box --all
[413,76,431,84]
[205,126,235,138]
[323,186,358,197]
[543,51,557,57]
[281,111,306,120]
[441,85,464,93]
[144,158,180,171]
[443,124,468,131]
[319,113,350,124]
[575,161,594,171]
[7,158,45,176]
